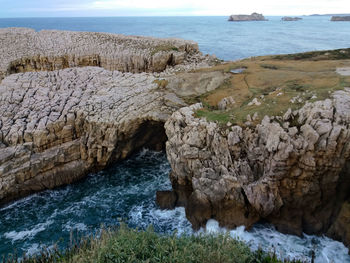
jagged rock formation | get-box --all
[281,17,302,21]
[0,28,221,205]
[331,16,350,21]
[228,13,267,22]
[164,89,350,247]
[0,27,204,82]
[0,67,187,205]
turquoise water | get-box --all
[0,16,349,60]
[1,16,350,262]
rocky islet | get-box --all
[228,13,267,22]
[281,17,302,21]
[331,16,350,21]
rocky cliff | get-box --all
[228,13,267,22]
[0,27,204,82]
[0,67,185,205]
[164,89,350,247]
[0,28,221,205]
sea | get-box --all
[0,16,350,262]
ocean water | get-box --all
[1,16,350,262]
[0,150,192,259]
[0,16,349,61]
[0,150,349,262]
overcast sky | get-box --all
[0,0,349,17]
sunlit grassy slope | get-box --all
[188,48,350,125]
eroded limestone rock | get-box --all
[0,27,209,81]
[165,89,350,246]
[0,67,186,205]
[0,28,223,205]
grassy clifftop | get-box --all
[189,48,350,125]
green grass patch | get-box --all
[195,109,232,124]
[3,224,303,263]
[260,64,279,70]
[273,48,350,61]
[151,45,179,56]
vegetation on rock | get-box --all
[189,50,350,125]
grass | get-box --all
[188,49,350,125]
[273,48,350,61]
[151,45,179,56]
[2,224,304,263]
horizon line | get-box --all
[0,14,346,19]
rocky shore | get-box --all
[164,92,350,249]
[228,13,267,22]
[157,51,350,250]
[0,27,206,81]
[0,28,219,205]
[1,27,350,253]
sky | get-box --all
[0,0,349,17]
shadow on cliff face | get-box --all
[0,120,169,207]
[110,120,168,164]
[8,55,101,75]
[6,52,181,77]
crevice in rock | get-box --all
[241,188,251,218]
[111,120,168,163]
[327,161,350,230]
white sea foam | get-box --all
[24,243,41,256]
[4,220,53,242]
[199,219,350,263]
[63,222,88,232]
[128,205,192,235]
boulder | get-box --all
[156,191,178,209]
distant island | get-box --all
[331,16,350,21]
[228,12,267,21]
[281,16,302,21]
[310,13,350,16]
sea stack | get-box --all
[228,12,267,22]
[281,16,302,21]
[331,16,350,21]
